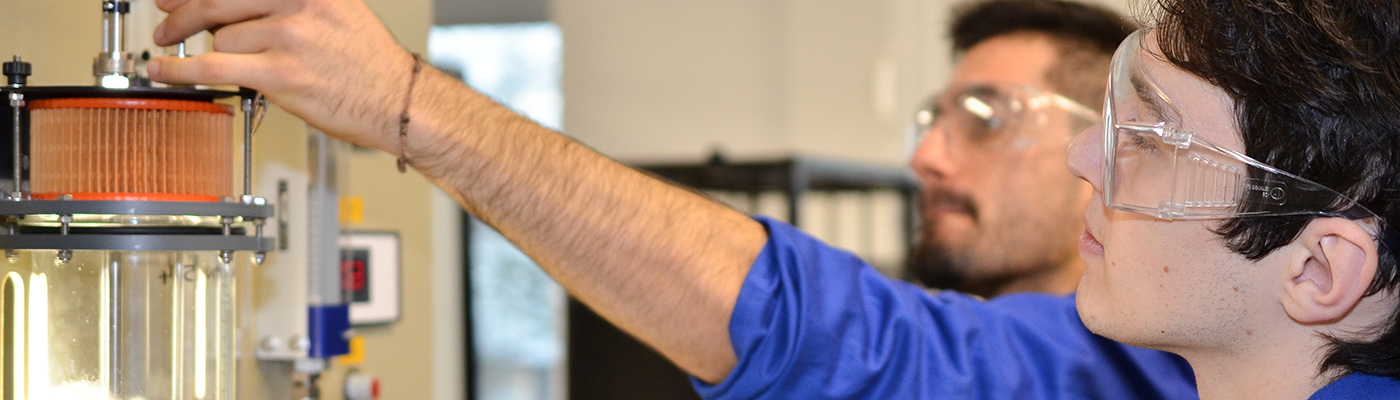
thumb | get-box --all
[149,53,272,89]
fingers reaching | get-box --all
[153,0,194,12]
[209,18,285,54]
[149,0,416,149]
[154,0,286,46]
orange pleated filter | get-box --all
[28,97,234,202]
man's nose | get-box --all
[1066,121,1105,192]
[910,125,960,181]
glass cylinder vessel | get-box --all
[0,249,237,400]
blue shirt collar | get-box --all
[1309,372,1400,399]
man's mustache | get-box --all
[920,186,978,221]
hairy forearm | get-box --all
[405,67,765,382]
[145,0,762,382]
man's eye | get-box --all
[1122,129,1160,153]
[965,115,1002,142]
[1130,133,1155,152]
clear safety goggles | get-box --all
[910,81,1099,158]
[1103,29,1385,228]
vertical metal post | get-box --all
[242,97,254,197]
[7,53,25,198]
[10,92,20,196]
[787,161,809,227]
[104,1,125,68]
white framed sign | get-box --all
[340,231,401,325]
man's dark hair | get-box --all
[1153,0,1400,380]
[950,0,1137,108]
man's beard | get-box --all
[907,233,971,290]
[906,187,982,292]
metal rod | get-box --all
[105,2,125,65]
[11,92,20,195]
[243,97,254,197]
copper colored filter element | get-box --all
[29,97,234,202]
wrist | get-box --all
[390,65,479,178]
[396,53,424,173]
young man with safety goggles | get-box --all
[148,0,1400,397]
[1063,2,1400,397]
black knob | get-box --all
[3,56,31,87]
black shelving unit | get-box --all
[639,154,919,239]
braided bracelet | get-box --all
[397,52,424,173]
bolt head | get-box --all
[260,336,283,352]
[291,335,311,351]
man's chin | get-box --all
[907,241,970,290]
[922,222,976,254]
[1074,291,1110,335]
[1074,284,1130,343]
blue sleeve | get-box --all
[692,216,1199,399]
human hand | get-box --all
[148,0,417,153]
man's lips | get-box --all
[1079,215,1105,256]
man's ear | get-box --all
[1280,218,1380,325]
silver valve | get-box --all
[94,0,135,88]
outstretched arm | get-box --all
[149,0,765,383]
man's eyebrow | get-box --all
[1130,72,1174,122]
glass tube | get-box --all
[0,250,237,400]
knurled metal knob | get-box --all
[4,56,32,86]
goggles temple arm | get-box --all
[1115,121,1193,149]
[1050,95,1101,121]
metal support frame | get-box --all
[0,199,275,258]
[0,199,273,218]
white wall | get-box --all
[556,0,1132,166]
[553,0,1134,269]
